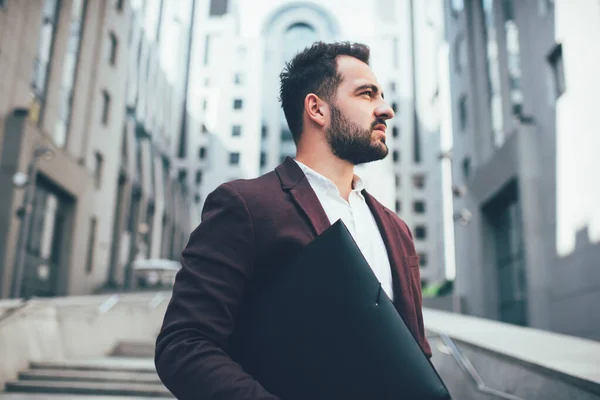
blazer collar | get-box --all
[276,158,412,313]
[275,156,306,190]
[275,157,331,236]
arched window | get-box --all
[282,23,318,62]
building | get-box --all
[444,0,600,340]
[0,0,195,298]
[185,0,449,288]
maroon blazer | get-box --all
[155,157,431,400]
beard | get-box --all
[325,104,389,165]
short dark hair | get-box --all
[279,41,370,143]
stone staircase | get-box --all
[0,341,173,399]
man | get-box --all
[155,42,431,400]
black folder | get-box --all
[229,220,451,400]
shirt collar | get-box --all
[294,159,365,196]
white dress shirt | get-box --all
[294,160,394,300]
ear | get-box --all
[305,93,327,128]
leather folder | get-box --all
[229,220,451,400]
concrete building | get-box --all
[444,0,600,340]
[0,0,195,298]
[186,0,449,288]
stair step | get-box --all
[5,380,173,398]
[30,357,156,373]
[19,368,161,384]
[112,341,155,358]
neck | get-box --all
[296,148,355,201]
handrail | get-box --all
[0,292,168,323]
[435,333,527,400]
[148,292,166,309]
[0,299,32,324]
[97,294,120,314]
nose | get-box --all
[376,101,395,121]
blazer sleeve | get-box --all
[155,182,280,400]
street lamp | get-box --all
[10,145,54,299]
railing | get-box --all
[434,332,526,400]
[0,291,171,391]
[0,299,30,324]
[0,291,170,324]
[424,308,600,399]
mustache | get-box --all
[371,119,387,129]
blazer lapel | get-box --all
[363,191,415,317]
[276,157,331,236]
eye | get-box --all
[361,91,373,98]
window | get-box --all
[414,200,426,214]
[202,124,208,134]
[481,0,505,147]
[415,225,427,240]
[85,217,97,274]
[391,102,398,113]
[283,23,318,62]
[451,0,464,15]
[260,152,266,167]
[233,99,243,110]
[232,125,242,137]
[395,174,400,188]
[485,181,528,326]
[127,189,140,234]
[503,0,523,115]
[109,32,118,65]
[462,157,471,179]
[199,147,206,159]
[204,35,211,65]
[392,126,399,138]
[548,43,565,99]
[203,99,207,110]
[459,94,468,131]
[194,194,201,204]
[413,174,426,189]
[234,73,243,85]
[418,252,428,267]
[27,189,46,255]
[389,82,396,93]
[178,169,187,183]
[209,0,228,16]
[229,152,240,165]
[94,152,104,189]
[261,125,268,138]
[454,34,466,73]
[32,0,60,103]
[116,0,124,11]
[395,200,401,213]
[413,123,422,164]
[54,0,86,148]
[101,90,111,125]
[393,150,400,162]
[195,170,202,184]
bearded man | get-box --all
[155,41,431,400]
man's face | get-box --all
[325,56,395,165]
